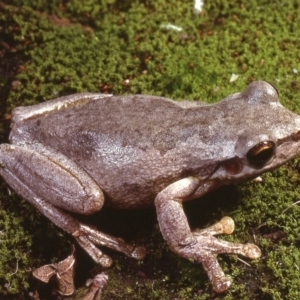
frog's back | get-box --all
[58,95,201,142]
[10,95,218,208]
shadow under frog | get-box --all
[1,81,300,293]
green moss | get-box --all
[0,194,32,295]
[1,0,300,299]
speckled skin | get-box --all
[1,81,300,292]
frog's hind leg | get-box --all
[75,224,146,263]
[0,143,146,267]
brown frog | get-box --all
[1,81,300,292]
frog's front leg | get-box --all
[155,177,261,293]
[0,143,146,266]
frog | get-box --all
[1,81,300,293]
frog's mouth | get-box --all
[267,137,300,170]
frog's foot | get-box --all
[192,217,261,259]
[173,234,261,292]
[33,248,76,296]
[185,217,261,293]
[73,224,146,267]
[83,272,108,300]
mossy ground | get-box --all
[1,1,300,299]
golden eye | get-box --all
[247,141,275,167]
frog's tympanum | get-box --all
[1,81,300,293]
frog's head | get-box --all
[214,81,300,182]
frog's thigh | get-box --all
[0,143,104,214]
[0,143,146,265]
[155,177,261,293]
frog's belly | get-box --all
[34,126,213,208]
[110,173,188,208]
[89,165,181,209]
[74,154,185,209]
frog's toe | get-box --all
[75,234,113,267]
[99,255,113,268]
[84,272,109,298]
[130,245,147,260]
[242,243,261,259]
[219,216,235,235]
[200,253,232,293]
[212,275,232,293]
[193,217,235,237]
[74,223,146,264]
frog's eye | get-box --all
[247,141,276,167]
[265,81,279,96]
